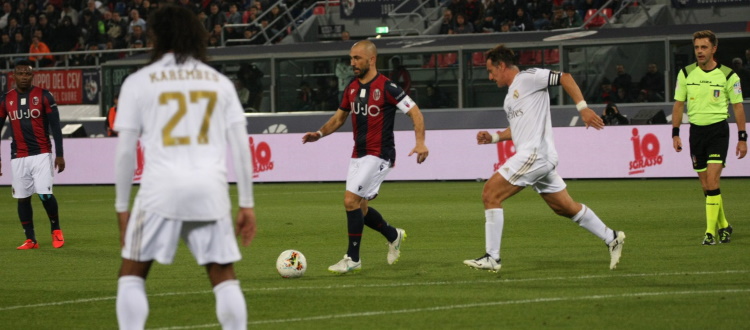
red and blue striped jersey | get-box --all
[339,73,414,165]
[0,86,63,159]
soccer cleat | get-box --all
[51,229,65,248]
[608,231,626,270]
[17,239,39,250]
[328,254,362,274]
[702,233,716,245]
[718,226,733,244]
[387,228,406,265]
[463,253,501,272]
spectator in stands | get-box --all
[60,1,78,26]
[127,0,148,18]
[208,34,220,47]
[101,40,120,62]
[635,89,649,103]
[611,64,632,97]
[37,14,56,46]
[439,8,454,35]
[81,0,102,21]
[478,13,497,32]
[549,5,565,29]
[491,0,516,26]
[205,2,226,32]
[389,57,412,95]
[563,4,582,28]
[80,10,107,48]
[464,0,483,30]
[226,3,242,24]
[421,83,453,108]
[127,24,147,48]
[5,17,21,40]
[447,0,468,19]
[29,35,55,67]
[242,6,258,24]
[731,57,750,99]
[105,11,127,48]
[128,9,146,34]
[54,16,79,53]
[269,5,289,37]
[512,7,534,31]
[22,14,37,42]
[0,2,15,30]
[533,11,552,30]
[612,86,633,103]
[0,32,11,54]
[453,13,474,34]
[639,63,664,102]
[81,43,100,66]
[23,2,38,25]
[340,30,350,41]
[42,4,59,26]
[12,32,29,62]
[600,102,629,125]
[296,80,316,111]
[594,77,613,103]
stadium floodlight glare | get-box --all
[375,26,389,34]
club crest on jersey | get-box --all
[373,89,381,101]
[713,90,720,98]
[513,90,519,99]
[9,101,13,106]
[33,96,39,105]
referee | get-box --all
[671,30,747,245]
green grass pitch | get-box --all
[0,179,748,329]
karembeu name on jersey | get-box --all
[149,69,220,83]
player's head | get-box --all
[692,30,717,67]
[147,4,207,64]
[485,44,517,88]
[13,60,34,92]
[350,40,377,79]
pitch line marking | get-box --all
[152,288,750,329]
[0,270,747,312]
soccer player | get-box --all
[464,44,626,272]
[302,40,429,274]
[0,60,66,250]
[671,30,746,245]
[113,5,256,329]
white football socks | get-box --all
[213,279,247,330]
[572,204,615,244]
[117,276,149,330]
[485,208,504,261]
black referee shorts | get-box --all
[689,120,729,171]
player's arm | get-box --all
[406,104,428,164]
[302,109,348,143]
[671,100,685,152]
[559,73,604,130]
[227,121,257,246]
[46,92,65,172]
[114,128,139,247]
[477,128,512,144]
[733,102,747,159]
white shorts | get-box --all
[121,200,242,266]
[11,153,54,198]
[345,155,392,200]
[497,152,566,194]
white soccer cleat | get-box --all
[463,254,502,272]
[608,231,626,270]
[387,228,406,265]
[328,254,362,274]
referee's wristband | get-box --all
[672,127,679,137]
[739,130,747,142]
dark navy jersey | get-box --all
[0,86,63,159]
[339,73,414,165]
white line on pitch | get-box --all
[0,270,747,312]
[152,288,750,329]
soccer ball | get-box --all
[276,249,307,278]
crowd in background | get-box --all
[0,0,307,68]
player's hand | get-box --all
[409,144,429,164]
[737,141,747,159]
[117,211,130,248]
[477,131,493,144]
[302,131,323,144]
[236,207,257,247]
[55,157,65,173]
[580,108,604,130]
[673,136,683,152]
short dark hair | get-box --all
[148,4,208,64]
[693,30,717,47]
[15,59,34,68]
[485,44,516,67]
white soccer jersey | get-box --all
[503,68,559,164]
[115,53,247,220]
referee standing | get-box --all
[671,30,747,245]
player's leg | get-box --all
[356,159,403,264]
[117,259,153,330]
[183,218,246,330]
[537,171,624,269]
[12,157,38,249]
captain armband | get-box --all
[739,130,747,142]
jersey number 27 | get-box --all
[160,91,217,146]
